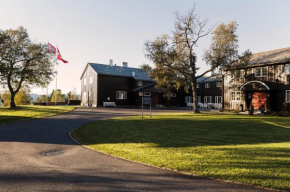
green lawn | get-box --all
[0,105,75,125]
[72,113,290,191]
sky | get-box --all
[0,0,290,95]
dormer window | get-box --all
[205,83,210,88]
[254,67,268,77]
[137,81,143,86]
[196,84,199,88]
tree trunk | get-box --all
[222,74,225,109]
[10,92,16,108]
[191,79,200,113]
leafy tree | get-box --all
[50,89,65,102]
[1,86,32,106]
[0,26,54,108]
[144,7,213,113]
[203,21,251,71]
[67,87,79,100]
[36,95,49,103]
[203,21,252,108]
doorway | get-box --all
[252,92,267,110]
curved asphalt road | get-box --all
[0,108,271,192]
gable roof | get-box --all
[248,47,290,66]
[88,63,152,81]
[197,74,221,83]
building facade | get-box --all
[80,61,156,107]
[223,47,290,112]
[80,61,222,108]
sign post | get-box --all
[142,96,152,118]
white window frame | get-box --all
[83,77,87,85]
[231,91,242,101]
[83,92,87,103]
[144,92,151,96]
[216,82,221,87]
[215,96,222,104]
[197,84,199,88]
[204,96,212,103]
[116,91,127,100]
[89,76,93,84]
[137,81,143,86]
[254,67,268,77]
[185,96,192,103]
[286,64,290,75]
[286,90,290,103]
[205,83,210,88]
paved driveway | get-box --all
[0,108,270,192]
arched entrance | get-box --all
[240,81,277,111]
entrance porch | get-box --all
[240,80,278,112]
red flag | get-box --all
[47,42,56,54]
[57,48,68,63]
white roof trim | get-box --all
[240,81,270,91]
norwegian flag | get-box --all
[47,42,56,54]
[57,48,68,64]
[47,42,68,63]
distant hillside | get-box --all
[30,94,39,102]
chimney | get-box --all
[109,59,113,67]
[122,62,128,67]
[132,72,135,77]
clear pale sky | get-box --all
[0,0,289,95]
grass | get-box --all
[72,113,290,191]
[0,105,75,125]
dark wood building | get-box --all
[80,61,155,107]
[223,47,290,112]
[80,61,222,108]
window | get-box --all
[185,96,192,103]
[83,92,87,103]
[89,76,93,84]
[139,92,143,96]
[230,71,241,81]
[205,83,210,88]
[204,96,212,103]
[137,81,143,86]
[286,64,290,75]
[286,90,290,103]
[215,96,222,103]
[231,91,241,101]
[88,91,93,103]
[197,84,199,88]
[197,96,201,103]
[116,91,127,99]
[144,92,151,96]
[216,82,221,87]
[83,77,86,85]
[254,67,268,77]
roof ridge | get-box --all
[252,47,290,56]
[88,62,142,70]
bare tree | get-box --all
[144,6,213,112]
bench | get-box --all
[187,102,193,108]
[103,102,116,108]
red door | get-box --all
[252,92,266,110]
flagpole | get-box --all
[46,84,48,105]
[55,46,58,106]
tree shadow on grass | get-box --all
[75,116,290,148]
